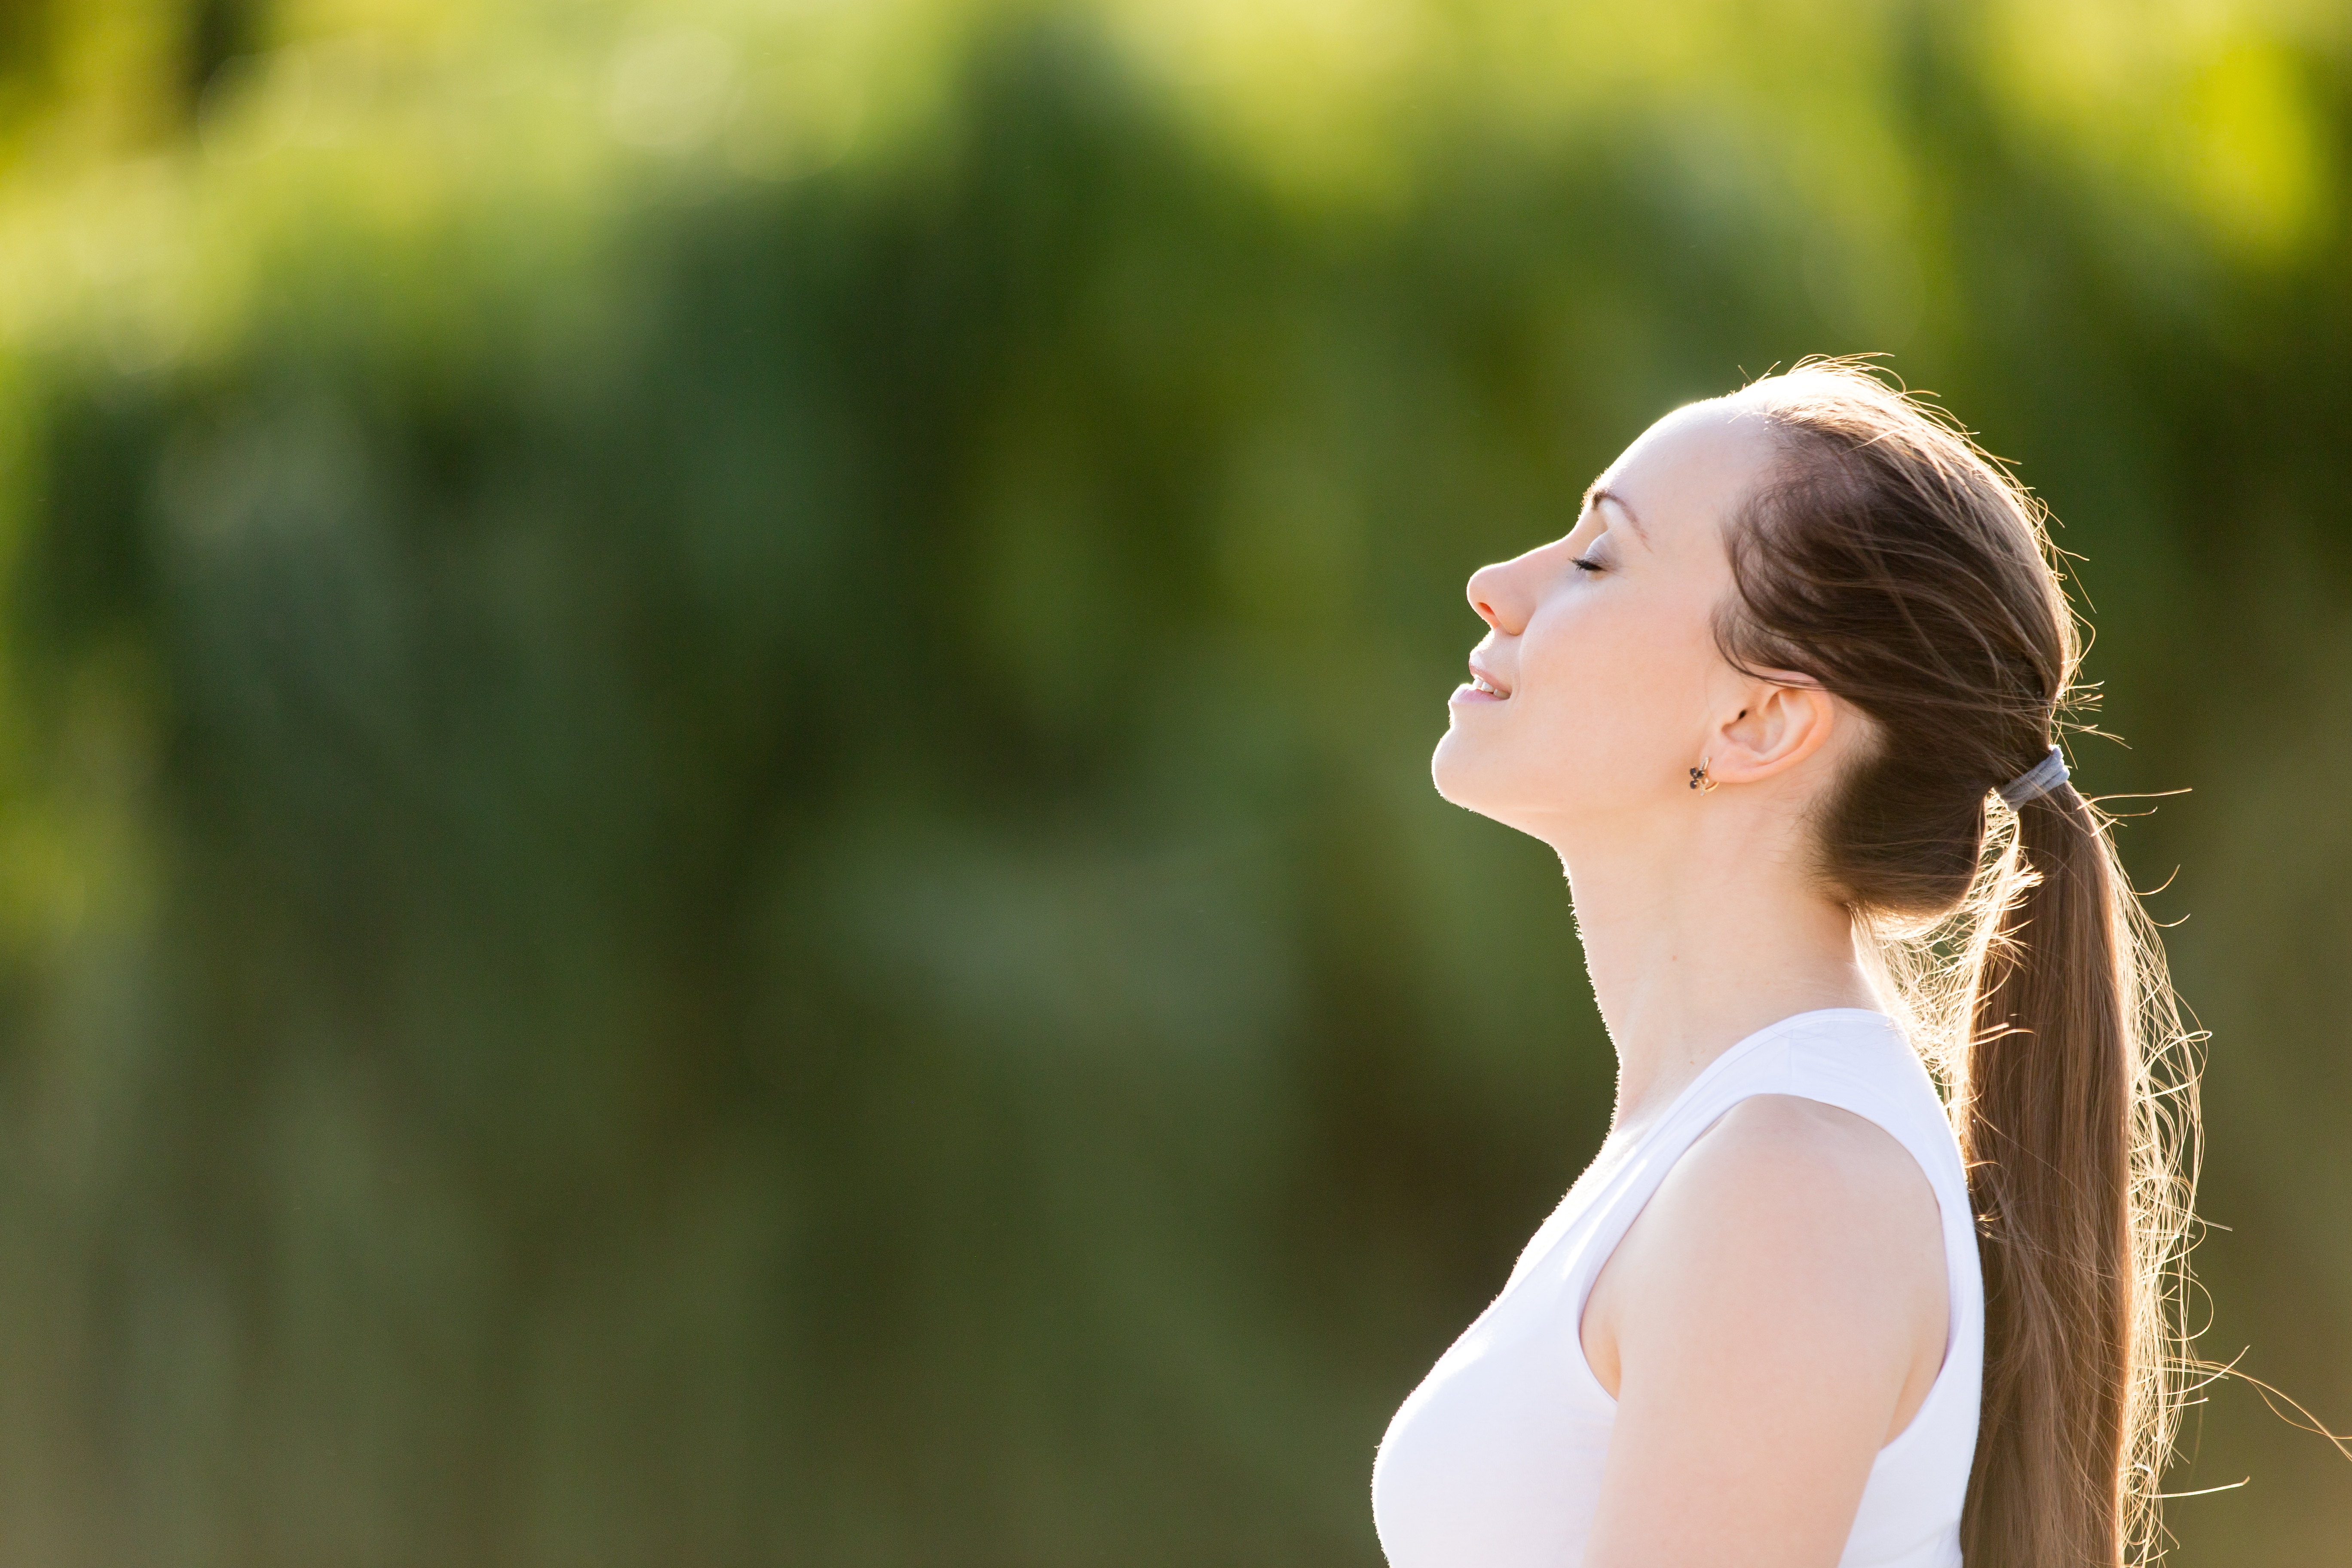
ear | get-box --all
[1701,674,1842,787]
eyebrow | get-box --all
[1584,484,1648,542]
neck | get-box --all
[1547,805,1877,1137]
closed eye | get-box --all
[1571,555,1605,573]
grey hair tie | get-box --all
[1996,746,2069,808]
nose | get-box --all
[1467,554,1533,635]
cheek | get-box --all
[1516,601,1713,787]
[1525,661,1645,780]
[1430,591,1720,819]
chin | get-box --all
[1430,729,1485,810]
[1432,736,1586,842]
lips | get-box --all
[1467,660,1511,698]
[1449,658,1512,707]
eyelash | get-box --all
[1571,555,1605,574]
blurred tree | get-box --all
[0,3,2342,1565]
[187,0,269,105]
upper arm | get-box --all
[1577,1096,1948,1568]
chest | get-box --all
[1370,1171,1631,1568]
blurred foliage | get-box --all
[0,0,2345,1564]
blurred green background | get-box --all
[0,0,2343,1563]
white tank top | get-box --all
[1371,1009,1984,1568]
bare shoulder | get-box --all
[1684,1094,1941,1225]
[1637,1094,1945,1285]
[1583,1093,1947,1408]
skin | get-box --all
[1433,395,1949,1568]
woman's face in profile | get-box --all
[1431,399,1777,842]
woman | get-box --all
[1370,362,2197,1568]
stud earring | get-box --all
[1688,758,1717,794]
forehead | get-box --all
[1596,398,1778,552]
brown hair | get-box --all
[1718,360,2200,1567]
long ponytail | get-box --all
[1717,361,2200,1567]
[1960,784,2194,1564]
